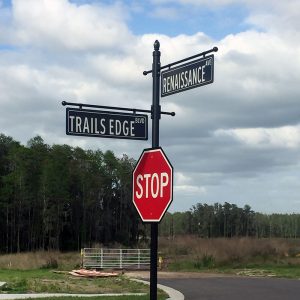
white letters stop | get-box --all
[136,172,169,199]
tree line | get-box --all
[1,133,300,253]
[159,203,300,239]
[0,134,143,253]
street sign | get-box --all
[132,147,173,222]
[66,108,148,140]
[161,55,214,97]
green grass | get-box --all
[267,265,300,278]
[0,269,147,294]
[23,296,167,300]
[168,259,300,279]
[0,269,168,299]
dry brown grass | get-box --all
[0,251,80,270]
[158,235,300,265]
[1,237,300,270]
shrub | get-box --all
[194,254,215,269]
[41,257,58,269]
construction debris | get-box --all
[69,269,118,278]
[236,269,276,277]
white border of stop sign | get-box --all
[132,147,173,222]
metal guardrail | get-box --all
[82,248,150,269]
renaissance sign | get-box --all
[161,55,214,97]
[66,108,148,140]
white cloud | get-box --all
[174,185,207,195]
[1,0,300,213]
[215,125,300,149]
[175,172,193,185]
[6,0,133,51]
[246,1,300,32]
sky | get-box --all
[1,0,300,214]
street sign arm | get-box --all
[62,101,175,117]
[143,46,218,76]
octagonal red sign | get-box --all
[132,147,173,222]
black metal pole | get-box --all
[150,40,161,300]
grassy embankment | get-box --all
[158,236,300,278]
[1,236,300,297]
[0,252,167,299]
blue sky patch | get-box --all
[127,2,250,39]
[66,0,251,39]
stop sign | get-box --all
[132,147,173,222]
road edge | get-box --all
[130,278,184,300]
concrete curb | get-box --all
[130,278,184,300]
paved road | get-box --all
[159,277,300,300]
